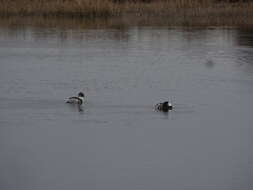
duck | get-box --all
[155,101,173,112]
[66,92,85,105]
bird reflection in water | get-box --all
[67,103,84,113]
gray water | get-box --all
[0,23,253,190]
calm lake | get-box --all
[0,19,253,190]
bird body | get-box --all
[155,101,173,112]
[66,92,85,105]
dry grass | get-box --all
[120,0,253,27]
[0,0,120,17]
[0,0,253,26]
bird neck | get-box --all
[78,96,84,101]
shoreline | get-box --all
[0,1,253,27]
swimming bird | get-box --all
[155,101,173,112]
[66,92,85,105]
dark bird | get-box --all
[66,92,85,105]
[155,101,173,112]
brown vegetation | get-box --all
[0,0,120,17]
[0,0,253,26]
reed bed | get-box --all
[0,0,120,17]
[0,0,253,26]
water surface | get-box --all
[0,21,253,190]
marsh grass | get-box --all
[0,0,253,26]
[0,0,120,17]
